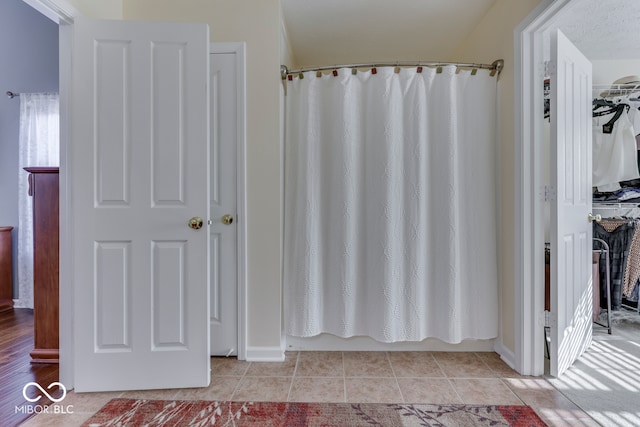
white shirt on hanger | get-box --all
[593,106,639,192]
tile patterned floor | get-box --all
[23,351,598,426]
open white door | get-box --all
[70,18,210,391]
[549,29,593,377]
[209,50,238,356]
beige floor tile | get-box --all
[296,351,344,376]
[343,351,394,377]
[34,351,596,425]
[211,356,251,376]
[245,352,298,377]
[174,376,241,401]
[540,417,602,426]
[433,352,496,378]
[508,388,592,421]
[345,378,402,403]
[397,377,462,404]
[475,352,524,378]
[450,378,523,405]
[504,377,559,392]
[388,351,445,377]
[289,377,345,402]
[231,377,292,402]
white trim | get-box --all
[493,339,516,370]
[21,0,77,24]
[514,0,575,376]
[246,346,286,362]
[58,21,73,389]
[22,0,76,389]
[210,42,248,361]
[494,73,503,365]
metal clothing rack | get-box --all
[593,237,612,335]
[544,239,612,359]
[593,83,640,100]
[592,202,640,209]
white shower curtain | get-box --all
[16,93,59,309]
[284,66,498,343]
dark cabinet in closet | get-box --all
[25,167,59,364]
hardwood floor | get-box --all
[0,308,59,426]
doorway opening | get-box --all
[516,0,640,378]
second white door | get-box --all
[210,48,241,356]
[549,29,593,377]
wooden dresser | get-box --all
[25,167,59,364]
[0,226,13,313]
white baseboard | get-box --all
[245,346,285,362]
[12,299,32,309]
[285,334,495,352]
[493,339,516,370]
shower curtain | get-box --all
[16,93,59,309]
[284,65,498,343]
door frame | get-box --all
[22,0,76,24]
[514,0,578,376]
[210,42,248,360]
[25,0,77,388]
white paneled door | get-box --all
[209,51,239,356]
[71,18,210,391]
[549,29,593,377]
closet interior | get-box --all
[544,75,640,353]
[591,78,640,320]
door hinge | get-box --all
[543,60,555,78]
[543,310,556,328]
[540,185,556,201]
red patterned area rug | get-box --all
[82,398,547,426]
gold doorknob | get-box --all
[588,213,602,223]
[188,216,204,230]
[221,214,234,225]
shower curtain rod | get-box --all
[281,59,504,79]
[6,91,20,99]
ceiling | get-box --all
[281,0,640,67]
[555,0,640,60]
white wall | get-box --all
[280,6,296,68]
[452,0,544,353]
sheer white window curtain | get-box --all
[284,66,498,343]
[16,93,59,308]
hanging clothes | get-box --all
[592,104,639,192]
[623,224,640,298]
[594,220,636,311]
